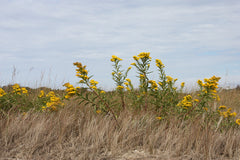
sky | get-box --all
[0,0,240,90]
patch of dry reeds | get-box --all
[1,99,240,160]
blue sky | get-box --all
[0,0,240,90]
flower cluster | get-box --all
[38,90,45,98]
[133,52,151,61]
[89,79,98,90]
[236,119,240,125]
[73,62,89,81]
[181,82,185,88]
[63,82,79,99]
[124,78,133,91]
[138,52,151,59]
[177,95,194,110]
[218,105,237,118]
[148,80,158,90]
[111,55,122,62]
[198,76,221,100]
[116,85,124,90]
[42,91,64,111]
[0,88,6,97]
[166,76,173,83]
[156,59,164,68]
[12,84,28,95]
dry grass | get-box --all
[1,93,240,160]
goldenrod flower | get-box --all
[177,95,193,109]
[156,116,162,120]
[38,90,45,98]
[149,80,158,90]
[131,62,136,66]
[96,110,102,114]
[116,85,124,90]
[197,80,203,86]
[90,79,98,86]
[156,59,164,68]
[42,106,46,111]
[100,90,105,94]
[140,74,145,79]
[91,86,97,90]
[218,105,227,110]
[126,78,131,82]
[43,91,64,111]
[230,112,237,117]
[138,52,151,59]
[21,88,28,95]
[0,88,6,97]
[236,119,240,125]
[166,76,173,83]
[133,56,139,61]
[12,84,21,95]
[194,99,199,102]
[111,55,122,62]
[181,82,185,88]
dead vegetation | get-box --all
[1,95,240,160]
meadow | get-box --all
[0,52,240,160]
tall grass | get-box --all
[0,97,240,159]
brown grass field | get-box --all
[0,88,240,160]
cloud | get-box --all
[0,0,240,88]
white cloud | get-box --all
[0,0,240,88]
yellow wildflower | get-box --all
[12,84,21,95]
[131,62,136,66]
[194,99,199,102]
[96,110,102,114]
[111,55,122,62]
[140,74,145,79]
[156,116,162,120]
[126,78,131,82]
[21,88,28,95]
[197,80,203,86]
[0,88,6,97]
[181,82,185,88]
[116,85,124,90]
[138,52,151,59]
[166,76,173,83]
[91,86,97,90]
[100,90,105,94]
[218,105,227,110]
[156,59,164,68]
[236,119,240,125]
[177,95,193,109]
[38,90,45,98]
[90,79,98,86]
[230,112,237,117]
[133,56,140,61]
